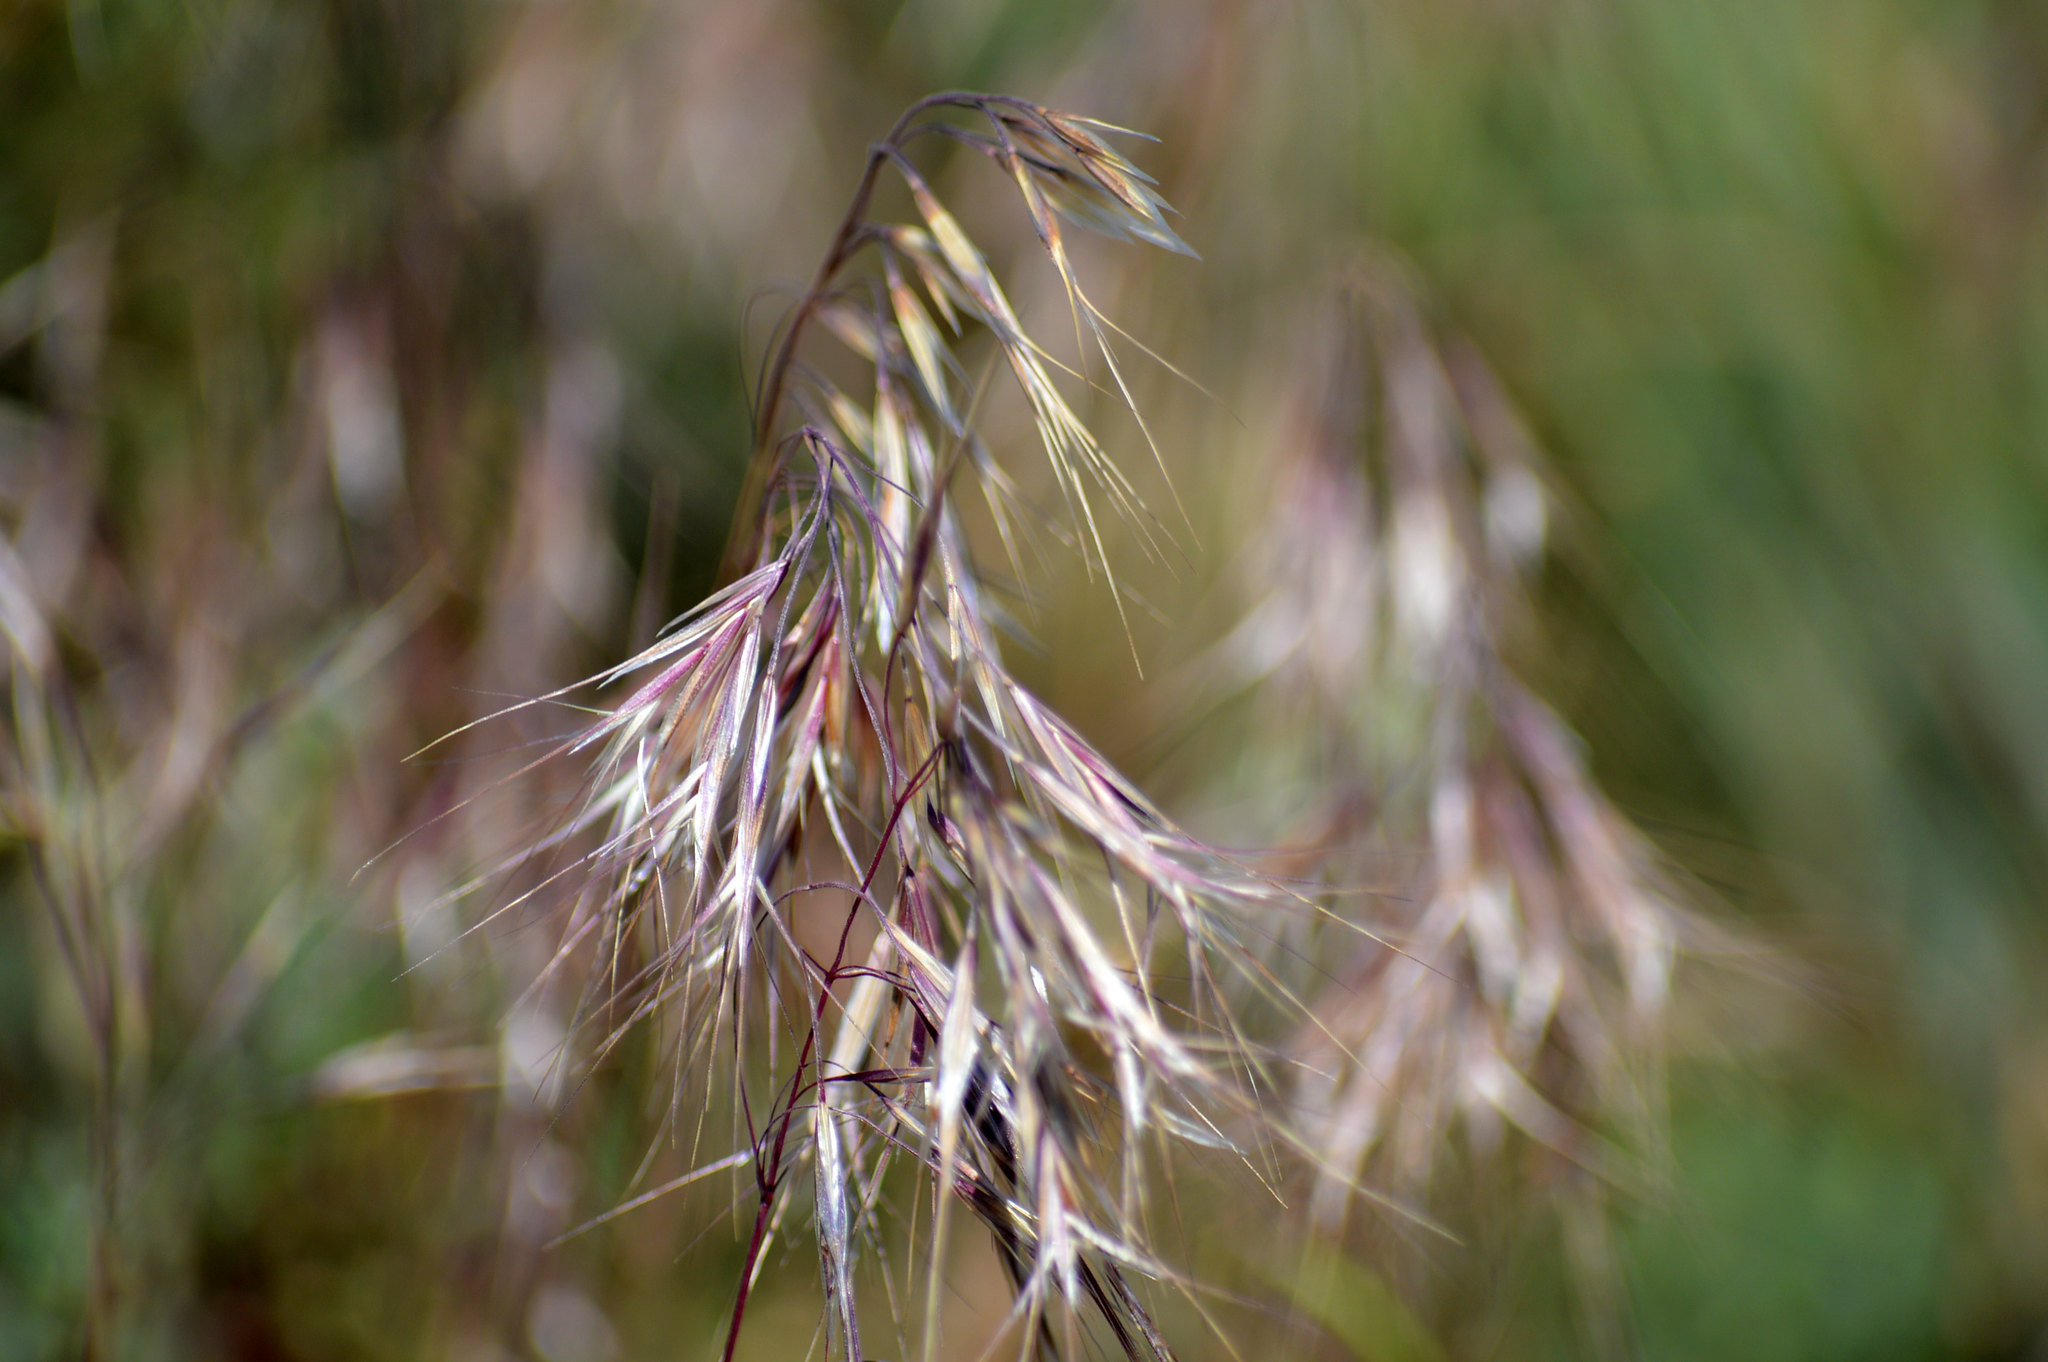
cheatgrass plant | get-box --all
[439,94,1320,1362]
[1218,265,1702,1222]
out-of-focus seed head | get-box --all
[1227,265,1705,1222]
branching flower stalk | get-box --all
[455,95,1298,1362]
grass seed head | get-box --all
[465,94,1277,1362]
[1226,266,1704,1221]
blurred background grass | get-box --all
[2,0,2046,1358]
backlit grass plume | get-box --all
[445,95,1285,1362]
[1222,265,1698,1222]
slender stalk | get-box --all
[719,93,987,584]
[718,748,943,1362]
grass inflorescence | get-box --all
[448,94,1324,1362]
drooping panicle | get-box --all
[465,94,1280,1362]
[1219,265,1703,1218]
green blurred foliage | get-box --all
[1626,1078,1949,1362]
